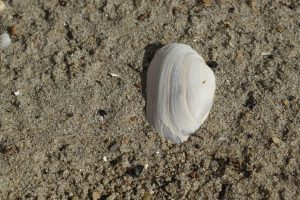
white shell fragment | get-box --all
[103,156,107,162]
[146,43,216,143]
[0,32,11,49]
[109,73,121,78]
[14,91,20,96]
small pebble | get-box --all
[0,32,11,49]
[272,136,280,145]
[189,171,197,178]
[235,51,244,60]
[121,137,130,144]
[245,92,257,110]
[71,195,80,200]
[9,26,18,36]
[59,0,67,6]
[137,11,150,21]
[281,99,289,106]
[98,116,104,123]
[92,192,101,200]
[134,82,142,89]
[0,1,5,13]
[275,24,284,33]
[202,0,213,7]
[144,163,149,170]
[130,164,144,177]
[143,192,153,200]
[224,20,231,28]
[244,112,251,119]
[62,170,69,177]
[109,142,120,152]
[247,0,257,10]
[210,160,219,171]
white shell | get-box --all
[0,32,11,49]
[146,43,216,143]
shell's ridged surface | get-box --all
[146,43,216,143]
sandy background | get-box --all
[0,0,299,199]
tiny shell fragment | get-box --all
[109,73,120,78]
[14,91,20,96]
[103,156,107,162]
[0,32,11,49]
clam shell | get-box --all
[146,43,216,143]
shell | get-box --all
[146,43,216,143]
[0,32,11,49]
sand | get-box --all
[0,0,299,199]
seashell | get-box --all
[146,43,216,143]
[0,32,11,49]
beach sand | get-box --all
[0,0,299,199]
